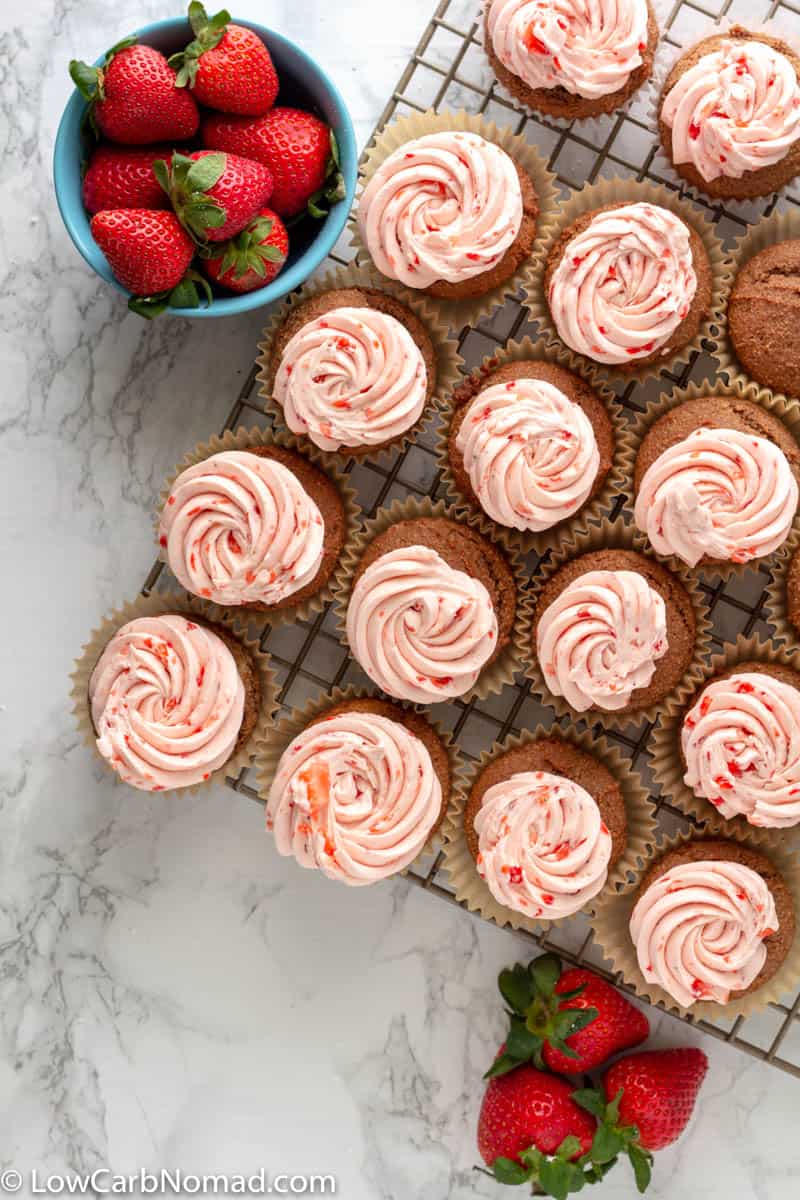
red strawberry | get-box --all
[90,209,210,317]
[69,42,199,145]
[202,107,344,218]
[603,1048,709,1151]
[82,145,173,214]
[202,208,288,293]
[543,968,649,1074]
[157,150,273,243]
[170,3,278,116]
[479,1062,595,1167]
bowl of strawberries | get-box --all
[54,3,358,318]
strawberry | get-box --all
[82,145,173,214]
[202,208,288,293]
[170,3,278,116]
[90,209,211,318]
[202,107,345,219]
[156,150,273,243]
[69,41,199,145]
[602,1048,709,1151]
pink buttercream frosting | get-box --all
[358,131,523,288]
[88,615,245,792]
[682,671,800,829]
[487,0,650,100]
[537,568,668,712]
[634,427,798,567]
[474,769,613,918]
[547,202,698,365]
[266,711,442,886]
[159,451,324,607]
[662,38,800,183]
[273,306,428,452]
[630,858,779,1007]
[345,544,499,704]
[454,377,600,531]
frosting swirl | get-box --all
[358,131,524,288]
[474,769,613,918]
[89,615,245,792]
[682,672,800,829]
[630,859,779,1007]
[454,377,600,531]
[346,544,499,703]
[159,451,324,607]
[662,38,800,183]
[547,202,698,365]
[487,0,650,100]
[634,427,798,567]
[537,569,668,712]
[273,307,428,452]
[266,711,442,885]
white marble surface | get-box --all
[2,0,799,1197]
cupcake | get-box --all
[629,839,794,1007]
[263,697,449,886]
[727,240,800,397]
[87,613,261,792]
[543,201,712,369]
[446,359,615,535]
[158,445,347,614]
[344,516,516,704]
[633,395,800,568]
[658,26,800,201]
[484,0,659,120]
[531,548,696,715]
[357,129,538,301]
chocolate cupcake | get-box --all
[633,395,800,568]
[659,26,800,201]
[484,0,659,120]
[728,240,800,397]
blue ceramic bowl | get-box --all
[53,16,357,318]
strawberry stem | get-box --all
[572,1087,653,1194]
[169,3,232,88]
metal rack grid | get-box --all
[143,0,800,1076]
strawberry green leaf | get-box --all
[505,1017,542,1063]
[491,1158,531,1186]
[185,202,226,232]
[556,984,589,1003]
[530,953,561,996]
[483,1052,523,1080]
[518,1146,544,1172]
[185,153,226,193]
[128,293,170,318]
[627,1144,652,1194]
[188,1,210,33]
[569,1089,607,1121]
[257,245,284,263]
[605,1088,623,1125]
[555,1008,599,1040]
[329,129,341,169]
[151,159,171,196]
[498,964,535,1016]
[168,278,201,309]
[590,1124,624,1166]
[539,1157,572,1200]
[555,1136,582,1161]
[69,60,102,102]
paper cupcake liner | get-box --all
[524,175,730,385]
[254,261,463,465]
[254,684,467,870]
[628,377,800,579]
[765,518,800,645]
[155,425,361,628]
[435,334,635,553]
[331,495,533,703]
[70,590,278,796]
[591,815,800,1020]
[350,108,561,330]
[526,516,713,725]
[441,724,658,935]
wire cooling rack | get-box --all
[143,0,800,1076]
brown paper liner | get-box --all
[254,261,463,465]
[441,725,658,935]
[591,815,800,1019]
[70,591,278,796]
[350,108,560,330]
[524,176,730,385]
[435,334,635,553]
[155,426,361,628]
[330,495,533,703]
[651,633,800,835]
[766,518,800,644]
[629,377,800,579]
[526,516,713,725]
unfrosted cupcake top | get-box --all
[487,0,650,100]
[273,307,428,452]
[682,671,800,829]
[358,131,524,288]
[454,377,600,532]
[662,37,800,183]
[537,569,668,712]
[547,202,698,365]
[89,615,245,792]
[474,768,613,918]
[634,427,798,567]
[630,858,779,1007]
[266,710,442,885]
[159,450,324,607]
[346,544,498,704]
